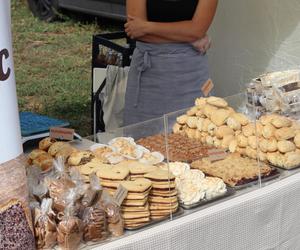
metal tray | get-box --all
[125,207,184,231]
[233,168,282,190]
[180,186,235,210]
[271,163,300,171]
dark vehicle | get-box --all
[27,0,126,22]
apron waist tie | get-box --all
[134,49,151,107]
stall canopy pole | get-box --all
[0,0,23,164]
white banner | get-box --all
[0,0,23,164]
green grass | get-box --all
[11,0,116,136]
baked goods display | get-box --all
[137,133,212,162]
[191,153,277,187]
[246,69,300,114]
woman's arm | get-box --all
[125,0,218,43]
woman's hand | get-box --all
[125,15,149,39]
[192,34,212,54]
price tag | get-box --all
[208,148,228,162]
[113,184,128,206]
[50,127,74,141]
[201,79,214,97]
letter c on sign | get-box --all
[0,49,11,81]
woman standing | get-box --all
[124,0,218,125]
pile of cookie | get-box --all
[172,96,300,169]
[144,170,178,220]
[119,178,152,229]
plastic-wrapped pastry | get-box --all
[34,198,57,249]
[57,189,83,250]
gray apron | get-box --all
[123,41,209,126]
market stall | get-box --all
[2,0,300,249]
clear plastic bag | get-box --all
[57,189,83,250]
[100,190,124,237]
[82,174,108,242]
[34,198,57,249]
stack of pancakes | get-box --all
[118,178,152,229]
[144,170,179,220]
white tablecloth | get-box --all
[92,172,300,250]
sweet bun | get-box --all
[186,116,198,129]
[39,137,56,151]
[186,107,198,116]
[231,113,249,126]
[237,134,248,148]
[215,125,234,139]
[206,96,228,108]
[284,151,300,169]
[294,133,300,148]
[203,104,218,118]
[262,124,276,139]
[277,140,296,153]
[227,117,241,131]
[271,116,292,128]
[267,152,285,167]
[267,138,278,152]
[176,115,188,125]
[211,109,231,126]
[274,127,295,141]
[48,141,68,156]
[248,136,257,149]
[242,123,255,137]
[195,97,207,107]
[259,138,269,153]
[29,149,47,160]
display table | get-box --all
[90,170,300,250]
